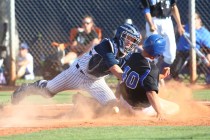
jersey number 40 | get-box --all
[122,66,150,89]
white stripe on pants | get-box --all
[46,62,116,105]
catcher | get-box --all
[11,23,141,115]
[117,34,179,120]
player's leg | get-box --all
[46,62,82,94]
[16,66,27,79]
[82,78,119,115]
[11,62,83,104]
[83,77,116,105]
[11,80,50,104]
[141,97,179,116]
[70,92,103,118]
[161,18,176,66]
[170,52,189,79]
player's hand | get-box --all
[159,67,170,80]
[162,67,170,78]
[156,113,166,121]
[51,42,66,50]
[51,42,60,47]
[150,25,156,32]
[177,25,185,35]
[58,43,65,50]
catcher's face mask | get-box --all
[121,31,141,53]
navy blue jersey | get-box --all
[140,0,177,18]
[120,53,159,107]
[87,38,120,77]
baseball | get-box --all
[113,106,120,114]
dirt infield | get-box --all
[0,81,210,136]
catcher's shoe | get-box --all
[11,80,49,105]
[11,83,33,105]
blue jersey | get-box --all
[94,38,119,68]
[177,24,210,52]
[87,38,120,77]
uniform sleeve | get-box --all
[140,0,151,14]
[201,29,210,48]
[94,40,119,68]
[171,0,177,6]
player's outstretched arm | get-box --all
[109,64,123,81]
[146,91,165,120]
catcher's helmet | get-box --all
[114,23,141,57]
[143,34,166,57]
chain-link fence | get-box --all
[174,0,210,83]
[15,0,143,75]
[3,0,210,83]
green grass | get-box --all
[0,91,11,105]
[0,126,210,140]
[193,89,210,101]
[0,91,77,105]
[1,88,210,105]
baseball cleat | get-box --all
[11,83,31,105]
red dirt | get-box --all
[0,81,210,136]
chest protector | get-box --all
[87,39,115,77]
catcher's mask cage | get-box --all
[120,31,141,54]
[115,23,141,57]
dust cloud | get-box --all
[159,80,210,121]
[0,82,210,130]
